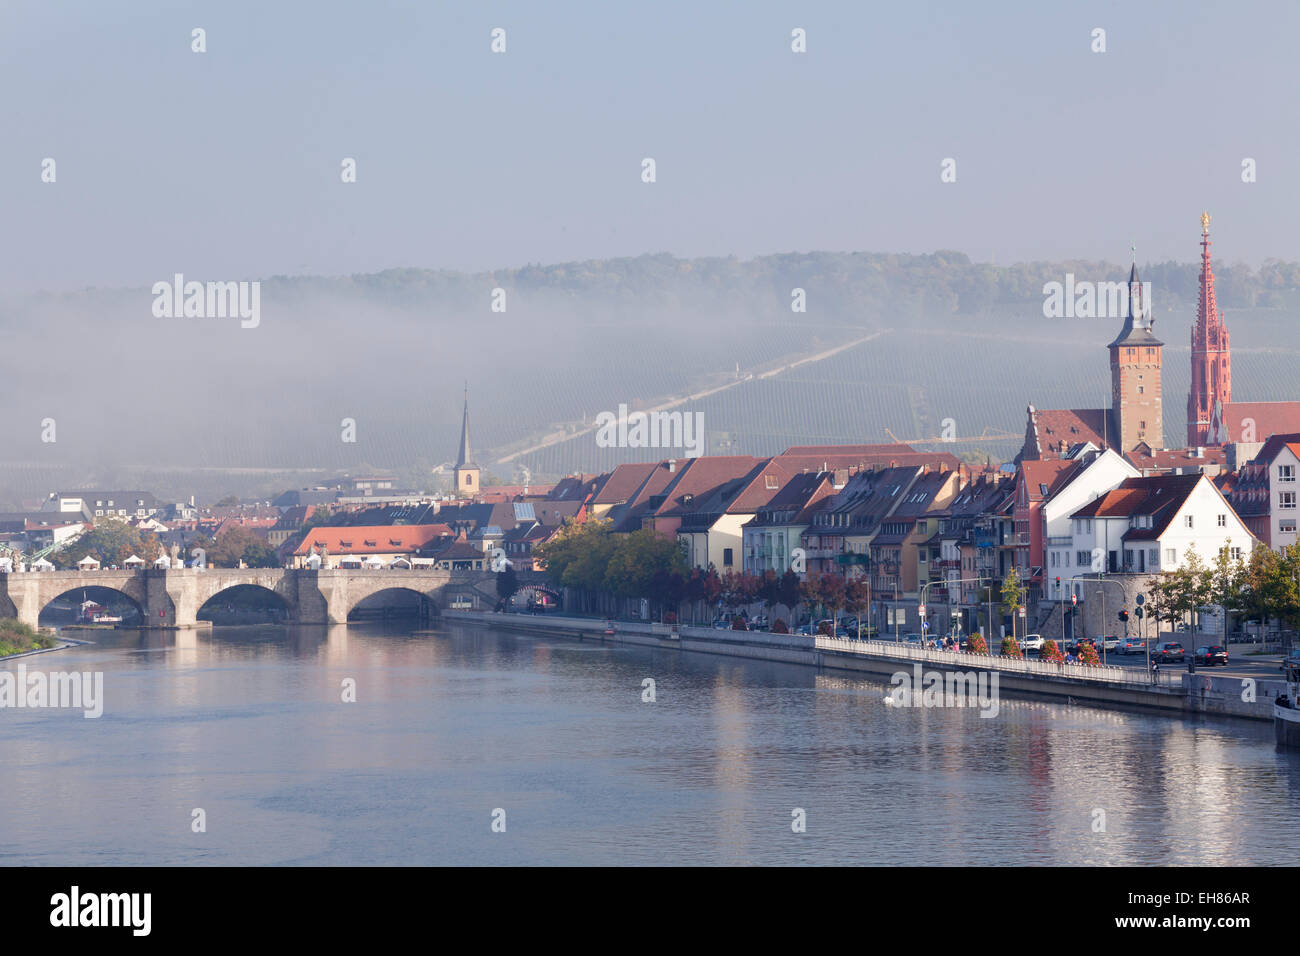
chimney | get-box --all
[668,459,677,473]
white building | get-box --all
[1049,473,1255,601]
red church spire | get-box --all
[1187,211,1232,445]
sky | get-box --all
[3,0,1299,293]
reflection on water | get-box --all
[0,621,1296,865]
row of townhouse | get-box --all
[584,440,1257,639]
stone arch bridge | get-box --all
[0,568,523,629]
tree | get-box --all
[843,577,870,638]
[212,525,277,568]
[1001,567,1024,637]
[53,518,147,569]
[1206,545,1246,642]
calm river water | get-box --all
[2,621,1297,865]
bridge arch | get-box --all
[347,586,439,622]
[198,584,292,624]
[38,584,148,626]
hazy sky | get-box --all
[3,0,1298,293]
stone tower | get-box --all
[1108,262,1164,452]
[1187,211,1232,446]
[453,385,480,495]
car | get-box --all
[1098,635,1121,652]
[1194,645,1228,666]
[1019,634,1045,652]
[1119,637,1146,655]
[1067,637,1098,654]
[750,614,770,631]
[712,619,732,630]
[1156,642,1186,663]
[903,633,924,645]
[794,624,814,636]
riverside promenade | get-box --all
[444,610,1282,723]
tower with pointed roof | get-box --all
[1108,258,1164,453]
[1187,211,1231,446]
[453,385,480,495]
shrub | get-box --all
[1078,643,1100,665]
[1041,639,1065,663]
[731,614,748,630]
[1000,636,1022,658]
[967,633,988,655]
[772,618,789,634]
[662,611,677,625]
[816,620,834,636]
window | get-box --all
[1282,492,1297,510]
[1076,551,1090,566]
[1217,514,1226,527]
[723,548,733,567]
[1148,548,1159,566]
[1231,547,1242,561]
[1281,519,1297,534]
[1281,465,1296,483]
[1184,515,1194,528]
[1165,548,1177,565]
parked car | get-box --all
[1156,642,1186,663]
[750,614,769,631]
[1194,645,1228,666]
[712,619,732,630]
[1019,634,1045,652]
[1119,637,1147,655]
[794,624,814,636]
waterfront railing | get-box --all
[815,636,1182,687]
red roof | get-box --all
[293,524,453,555]
[1022,406,1114,459]
[1221,402,1300,444]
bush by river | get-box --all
[0,620,56,657]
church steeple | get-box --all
[1187,211,1232,445]
[453,384,480,495]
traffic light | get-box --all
[1118,609,1129,622]
[1055,576,1061,587]
[1134,606,1144,619]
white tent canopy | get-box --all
[363,555,384,568]
[154,554,171,569]
[77,555,101,568]
[305,552,322,570]
[32,557,55,570]
[123,554,145,567]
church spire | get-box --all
[453,383,481,495]
[1187,211,1232,445]
[456,382,475,468]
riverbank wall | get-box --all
[443,610,1284,723]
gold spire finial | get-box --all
[1201,210,1210,235]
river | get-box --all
[1,621,1297,865]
